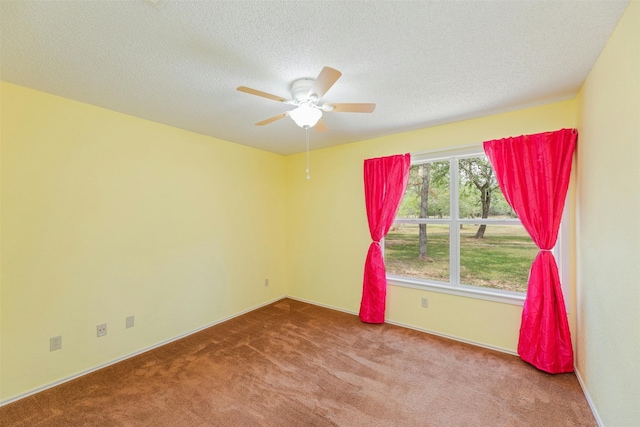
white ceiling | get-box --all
[0,0,629,155]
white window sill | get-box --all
[387,275,526,306]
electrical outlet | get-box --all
[421,297,429,308]
[50,336,62,351]
[264,278,269,287]
[97,323,107,337]
[126,316,135,328]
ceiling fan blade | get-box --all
[255,113,287,126]
[314,119,328,133]
[308,67,342,99]
[237,86,291,103]
[329,103,376,113]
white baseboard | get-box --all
[0,296,285,407]
[285,295,358,315]
[285,295,518,356]
[574,367,604,426]
[384,319,519,356]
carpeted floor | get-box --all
[1,298,595,426]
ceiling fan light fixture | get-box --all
[289,103,322,128]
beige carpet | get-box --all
[0,298,595,426]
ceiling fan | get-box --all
[237,67,376,132]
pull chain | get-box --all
[305,127,311,180]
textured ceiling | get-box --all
[0,0,629,155]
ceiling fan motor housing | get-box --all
[291,78,316,103]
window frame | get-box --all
[385,144,570,310]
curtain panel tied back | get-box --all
[359,154,411,324]
[484,128,577,374]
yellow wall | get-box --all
[286,100,576,353]
[575,1,640,425]
[0,82,287,401]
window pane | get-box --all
[459,224,537,292]
[458,156,516,219]
[397,162,450,219]
[385,223,450,282]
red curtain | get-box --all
[484,128,577,374]
[359,154,411,323]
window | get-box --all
[384,145,568,306]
